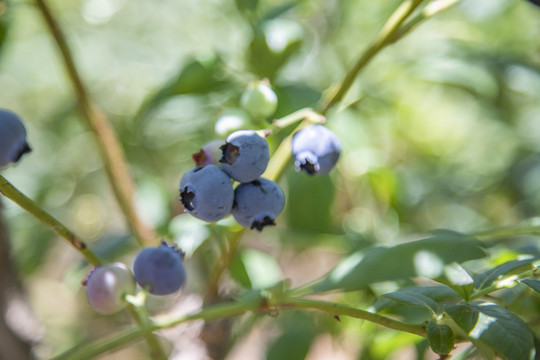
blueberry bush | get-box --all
[1,0,540,359]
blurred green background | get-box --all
[1,0,540,358]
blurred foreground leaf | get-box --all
[313,233,486,293]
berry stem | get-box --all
[205,229,244,300]
[469,265,539,301]
[0,175,102,266]
[317,0,427,115]
[271,108,325,130]
[126,302,169,360]
[393,0,461,41]
[33,0,155,247]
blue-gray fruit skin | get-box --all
[232,178,285,231]
[180,164,234,222]
[0,109,31,168]
[291,124,341,175]
[133,241,186,296]
[85,263,136,315]
[220,130,270,183]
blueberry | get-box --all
[180,164,234,222]
[291,124,341,175]
[240,81,278,119]
[192,140,225,167]
[528,0,540,6]
[220,130,270,183]
[0,109,31,168]
[84,262,136,315]
[133,241,186,295]
[232,178,285,231]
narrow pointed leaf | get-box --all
[313,234,486,293]
[382,291,441,315]
[474,259,537,291]
[520,279,540,294]
[372,285,460,313]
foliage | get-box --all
[1,0,540,359]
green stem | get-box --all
[51,327,146,360]
[271,108,325,130]
[126,303,168,360]
[33,0,155,247]
[205,229,244,300]
[318,0,426,115]
[392,0,461,41]
[0,175,102,266]
[52,295,426,359]
[470,266,539,301]
[284,299,426,337]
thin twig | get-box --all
[0,175,102,266]
[33,0,155,247]
[318,0,426,114]
[51,295,426,360]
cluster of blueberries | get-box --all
[181,129,284,231]
[0,105,342,315]
[180,122,341,231]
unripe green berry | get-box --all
[240,81,278,118]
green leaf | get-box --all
[427,321,455,355]
[373,285,460,313]
[520,279,540,294]
[235,0,258,12]
[248,18,303,80]
[285,170,336,234]
[266,312,316,360]
[313,234,486,293]
[435,263,475,301]
[135,53,226,123]
[382,291,442,316]
[0,0,12,59]
[230,249,282,289]
[445,302,535,360]
[474,259,537,291]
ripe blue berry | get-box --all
[180,164,234,222]
[232,178,285,231]
[291,124,341,175]
[133,241,186,295]
[240,81,278,118]
[84,263,136,315]
[0,109,31,168]
[220,130,270,183]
